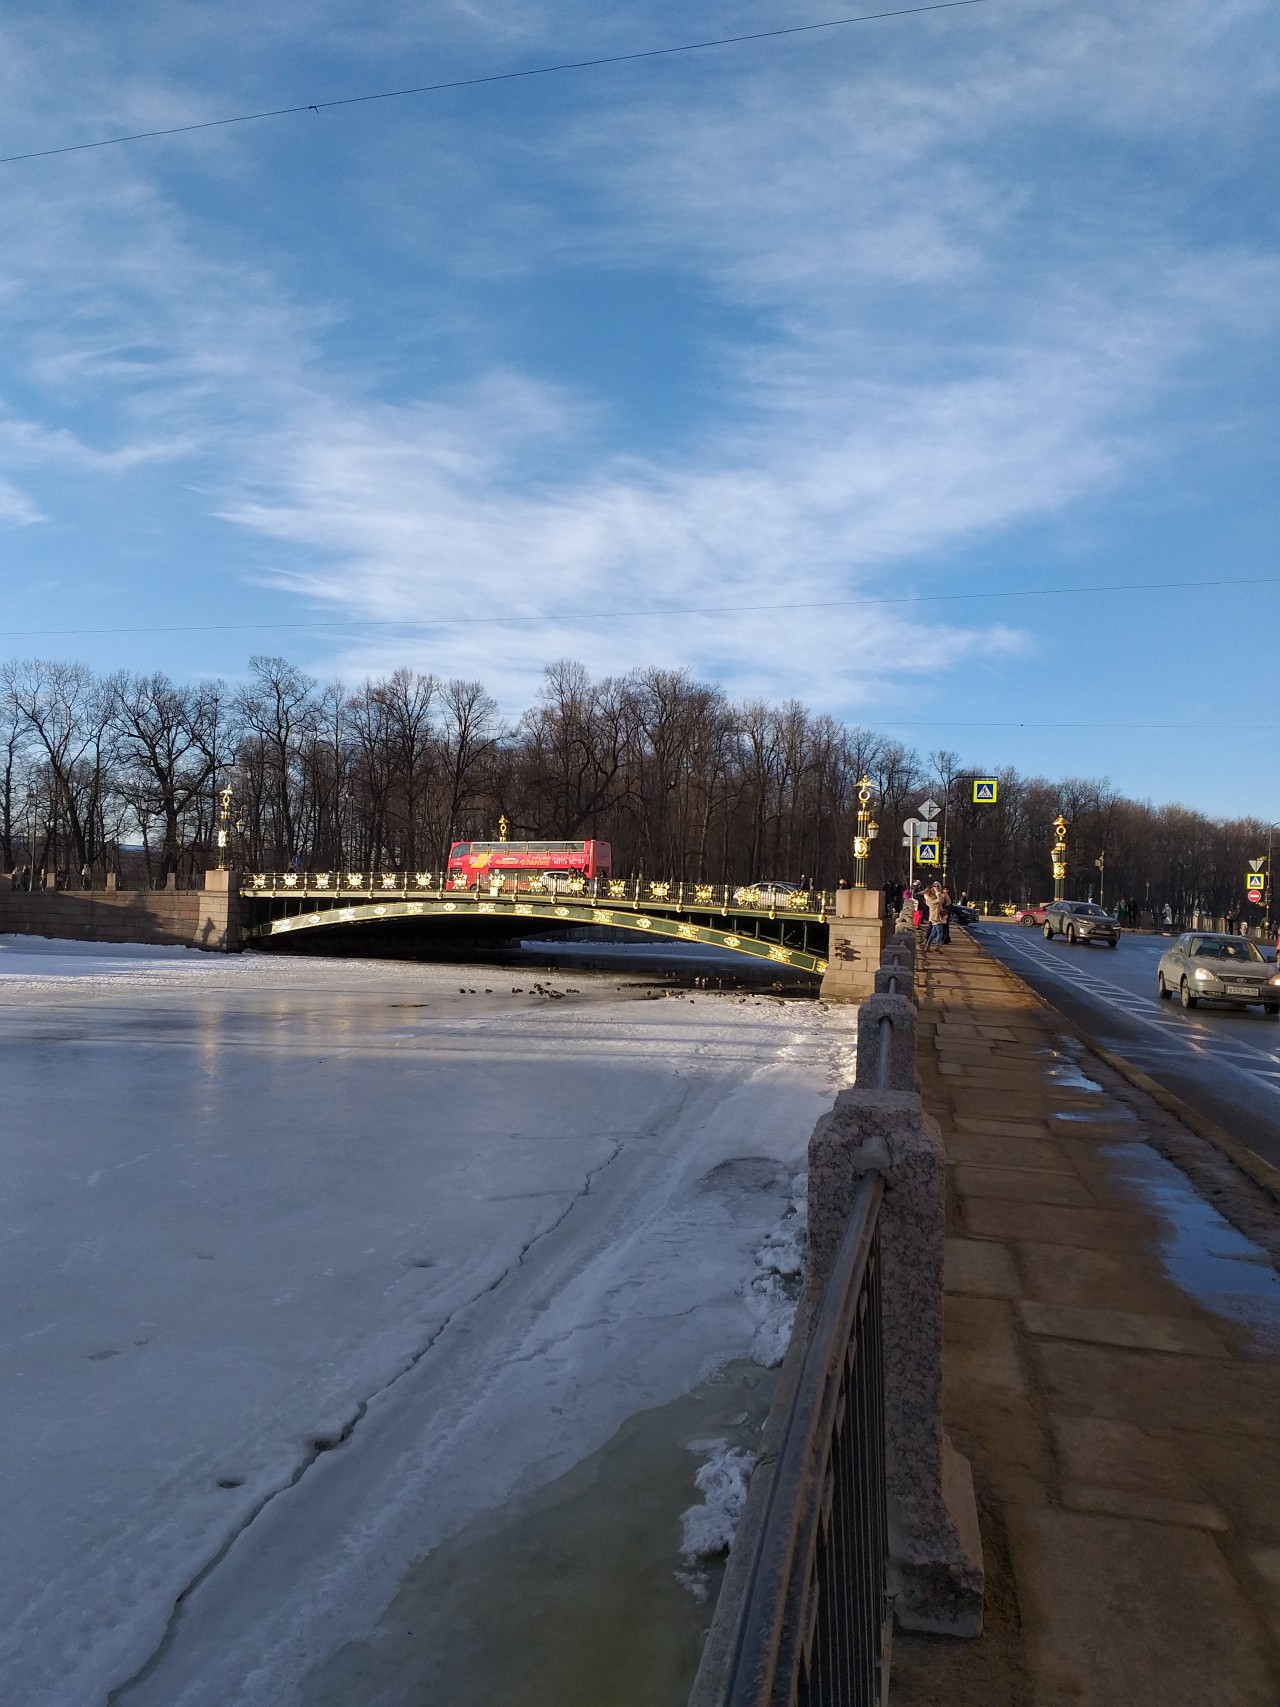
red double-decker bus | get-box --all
[446,839,612,887]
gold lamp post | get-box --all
[1051,813,1068,902]
[852,775,880,888]
[216,784,234,870]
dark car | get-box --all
[1042,901,1120,947]
[950,902,979,925]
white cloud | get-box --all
[0,478,43,527]
[0,0,1275,720]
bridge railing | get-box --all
[689,1173,888,1707]
[241,871,836,916]
[691,922,984,1707]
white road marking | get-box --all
[978,929,1280,1099]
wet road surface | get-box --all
[970,921,1280,1175]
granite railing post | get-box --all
[819,885,890,1004]
[198,870,242,951]
[806,935,984,1637]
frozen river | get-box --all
[0,938,851,1707]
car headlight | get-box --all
[1193,968,1215,982]
[1270,974,1280,987]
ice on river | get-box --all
[0,937,849,1707]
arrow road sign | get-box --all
[918,798,941,822]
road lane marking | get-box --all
[976,929,1280,1099]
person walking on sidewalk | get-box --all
[924,882,947,949]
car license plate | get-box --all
[1226,985,1257,998]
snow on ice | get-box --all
[0,936,852,1706]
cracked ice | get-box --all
[0,937,848,1706]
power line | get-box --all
[0,2,986,167]
[0,568,1273,642]
[870,720,1280,731]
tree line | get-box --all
[1,654,1272,917]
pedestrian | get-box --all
[940,885,953,944]
[1162,901,1173,930]
[925,883,946,949]
[80,861,91,890]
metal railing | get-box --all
[239,870,835,917]
[700,1174,889,1707]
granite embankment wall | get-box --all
[0,882,240,951]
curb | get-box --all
[954,931,1280,1209]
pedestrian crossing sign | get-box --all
[1246,872,1266,892]
[973,778,998,804]
[916,839,940,865]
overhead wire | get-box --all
[0,2,986,166]
[0,569,1273,642]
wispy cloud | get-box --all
[0,477,43,527]
[0,0,1275,723]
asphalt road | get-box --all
[970,919,1280,1175]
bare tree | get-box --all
[235,657,317,868]
[6,659,115,875]
[110,672,224,881]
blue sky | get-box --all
[0,0,1276,815]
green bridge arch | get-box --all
[242,892,830,976]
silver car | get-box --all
[1157,933,1280,1014]
[1042,901,1120,947]
[733,880,800,908]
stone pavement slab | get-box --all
[944,1237,1019,1298]
[1018,1299,1229,1356]
[1005,1506,1275,1705]
[890,930,1280,1706]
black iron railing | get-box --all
[699,1173,889,1707]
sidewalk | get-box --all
[890,931,1280,1706]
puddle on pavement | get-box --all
[1044,1062,1105,1094]
[1048,1108,1136,1125]
[300,1362,775,1707]
[1106,1142,1280,1346]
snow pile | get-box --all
[745,1171,807,1367]
[679,1440,758,1565]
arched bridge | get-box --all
[240,872,835,975]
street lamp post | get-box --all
[216,784,233,870]
[24,785,37,890]
[1052,814,1068,903]
[852,775,880,888]
[1094,850,1106,909]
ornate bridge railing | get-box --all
[237,873,836,973]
